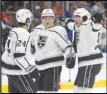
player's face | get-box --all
[42,16,54,28]
[74,15,82,27]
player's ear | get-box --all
[26,18,30,23]
[82,16,88,22]
[53,17,55,23]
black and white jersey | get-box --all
[2,27,36,75]
[30,24,72,70]
[66,20,104,67]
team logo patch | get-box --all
[38,35,48,49]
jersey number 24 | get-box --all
[17,40,27,47]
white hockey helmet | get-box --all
[16,9,33,30]
[41,9,55,20]
[73,8,91,22]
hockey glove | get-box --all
[91,13,103,23]
[31,39,36,54]
[66,53,76,69]
[30,68,40,79]
[31,44,36,54]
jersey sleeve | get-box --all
[5,30,18,56]
[98,27,106,47]
[2,30,17,64]
[52,26,73,57]
[66,22,76,42]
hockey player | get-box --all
[1,9,40,93]
[64,8,105,93]
[30,9,76,92]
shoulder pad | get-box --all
[34,24,44,30]
[10,27,17,32]
[49,26,67,35]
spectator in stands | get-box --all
[1,12,13,25]
[65,3,77,18]
[86,1,96,7]
[52,1,63,17]
[91,1,105,14]
[103,2,107,29]
[75,1,91,12]
[6,5,14,12]
[32,5,42,27]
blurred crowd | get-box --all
[1,1,107,52]
[1,1,107,28]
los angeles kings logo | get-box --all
[38,35,48,49]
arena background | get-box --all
[1,1,107,93]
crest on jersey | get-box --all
[37,35,48,49]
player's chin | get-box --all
[74,21,78,25]
[46,24,52,28]
[75,22,81,27]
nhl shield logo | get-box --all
[38,35,48,49]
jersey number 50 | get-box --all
[17,40,27,47]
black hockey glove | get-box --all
[31,44,36,54]
[31,39,36,54]
[91,13,103,23]
[30,68,40,79]
[66,53,76,69]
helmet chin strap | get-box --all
[25,18,31,30]
[27,23,30,30]
[26,21,31,30]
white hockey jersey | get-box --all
[67,20,104,67]
[2,27,36,75]
[98,27,107,49]
[30,24,72,70]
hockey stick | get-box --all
[68,29,77,82]
[68,69,71,82]
[68,43,73,82]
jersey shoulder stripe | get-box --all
[10,31,18,40]
[49,30,69,44]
